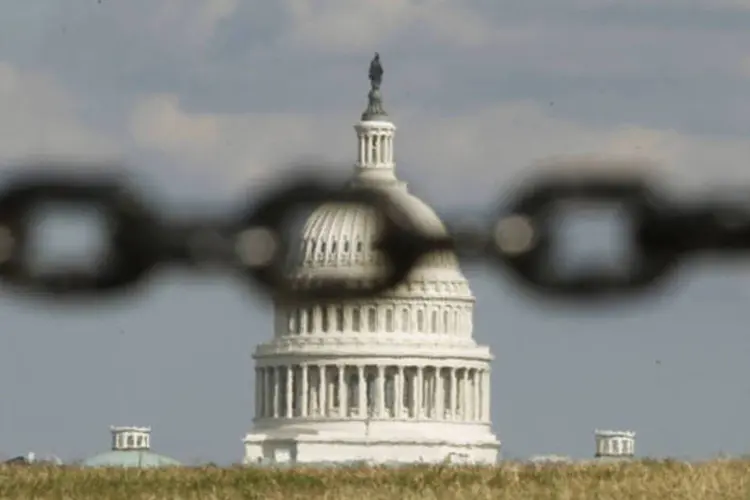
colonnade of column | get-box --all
[254,363,490,422]
[283,303,472,337]
[358,130,393,166]
[596,437,635,456]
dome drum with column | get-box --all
[243,54,500,465]
[354,120,397,184]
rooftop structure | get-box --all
[595,429,636,459]
[81,426,181,468]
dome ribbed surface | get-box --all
[295,185,465,285]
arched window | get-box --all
[417,310,425,332]
[352,309,361,332]
[335,307,344,332]
[385,309,394,332]
[306,308,314,333]
[367,308,377,331]
[401,308,409,332]
[288,310,297,334]
[431,310,438,333]
[454,310,460,334]
[371,135,379,163]
[443,309,450,334]
[321,307,329,332]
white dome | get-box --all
[295,183,467,287]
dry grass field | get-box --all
[2,459,749,500]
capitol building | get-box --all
[242,55,501,465]
[1,56,640,468]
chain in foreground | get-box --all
[0,162,747,304]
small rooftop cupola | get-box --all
[82,425,180,468]
[352,52,399,187]
[111,426,151,451]
[594,429,635,459]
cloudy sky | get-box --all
[3,0,750,464]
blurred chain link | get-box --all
[0,161,746,305]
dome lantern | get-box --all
[594,429,636,459]
[352,53,399,187]
[111,426,151,451]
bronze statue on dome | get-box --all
[368,52,383,90]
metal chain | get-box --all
[0,163,746,304]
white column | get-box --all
[327,372,334,415]
[358,365,366,418]
[285,365,293,418]
[378,133,384,165]
[410,368,418,418]
[301,364,309,418]
[483,370,491,422]
[466,371,473,421]
[467,370,474,420]
[319,365,327,418]
[359,134,365,165]
[457,370,464,421]
[416,367,424,418]
[471,368,479,421]
[464,371,471,421]
[473,370,480,421]
[478,370,484,421]
[254,367,261,419]
[338,365,346,417]
[377,365,385,418]
[435,367,444,420]
[429,370,436,418]
[477,371,484,421]
[263,366,273,418]
[424,369,431,418]
[264,367,272,418]
[470,368,479,421]
[395,366,404,418]
[272,367,279,418]
[294,367,302,417]
[450,368,457,420]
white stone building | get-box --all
[594,429,636,459]
[242,55,500,465]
